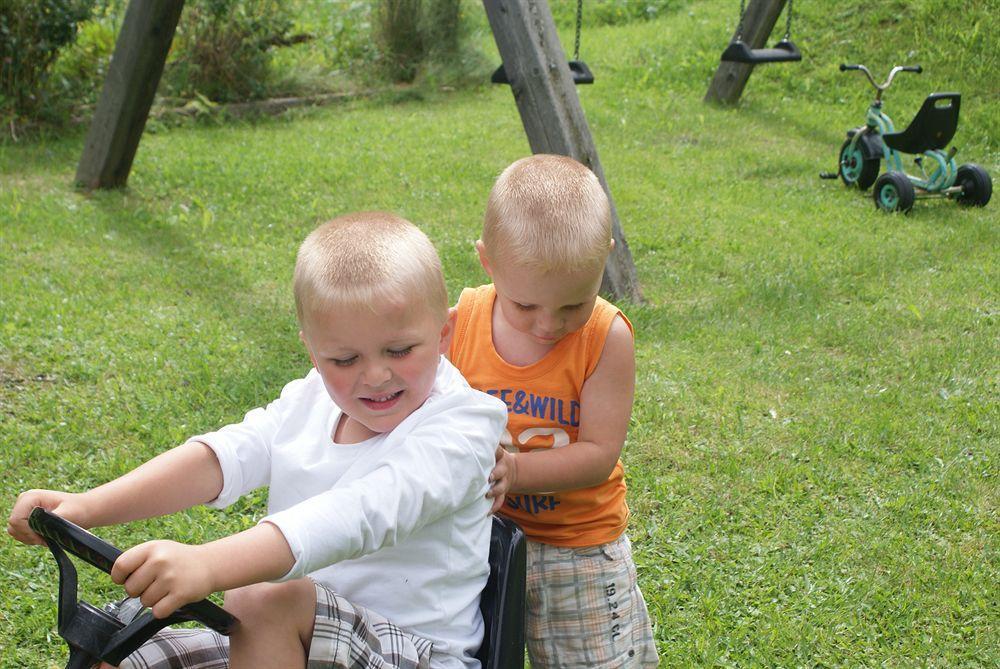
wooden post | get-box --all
[76,0,185,189]
[482,0,643,303]
[704,0,788,105]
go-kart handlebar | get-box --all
[28,507,237,668]
[29,506,122,571]
[840,64,922,99]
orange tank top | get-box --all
[449,284,633,547]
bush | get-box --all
[549,0,686,28]
[165,0,294,102]
[0,0,96,122]
[375,0,425,82]
[49,11,118,109]
[374,0,465,83]
[315,0,378,75]
[422,0,462,58]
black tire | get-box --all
[873,172,915,214]
[839,138,879,190]
[954,163,992,207]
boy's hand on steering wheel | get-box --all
[486,446,517,515]
[7,489,88,546]
[112,540,215,619]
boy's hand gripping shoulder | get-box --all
[496,315,635,494]
[264,390,506,580]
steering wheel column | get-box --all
[29,507,238,669]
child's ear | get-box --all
[609,238,616,252]
[299,330,318,368]
[475,240,493,278]
[439,309,457,354]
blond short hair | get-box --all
[294,212,448,326]
[482,154,612,274]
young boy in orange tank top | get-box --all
[448,155,658,667]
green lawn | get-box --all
[1,0,997,666]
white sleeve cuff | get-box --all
[191,435,244,509]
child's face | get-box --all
[489,261,603,346]
[300,299,451,437]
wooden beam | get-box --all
[704,0,788,105]
[482,0,643,303]
[76,0,185,190]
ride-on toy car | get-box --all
[27,507,237,669]
[825,63,992,213]
[27,507,526,669]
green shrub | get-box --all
[422,0,462,57]
[375,0,425,82]
[0,0,96,122]
[49,12,118,109]
[549,0,686,28]
[373,0,467,83]
[316,0,378,75]
[165,0,294,102]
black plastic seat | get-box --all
[475,516,526,669]
[491,61,594,85]
[882,93,960,154]
[720,38,801,64]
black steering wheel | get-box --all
[28,507,238,669]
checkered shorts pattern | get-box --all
[525,533,659,668]
[308,583,433,669]
[118,581,433,669]
[117,628,230,669]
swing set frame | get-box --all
[73,0,642,303]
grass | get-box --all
[2,0,998,666]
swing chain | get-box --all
[736,0,793,42]
[574,0,583,62]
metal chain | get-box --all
[736,0,792,42]
[574,0,583,61]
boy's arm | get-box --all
[109,521,294,619]
[503,316,635,494]
[7,441,223,545]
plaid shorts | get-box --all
[118,581,433,669]
[525,533,658,668]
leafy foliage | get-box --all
[374,0,464,82]
[165,0,295,102]
[0,0,96,122]
[549,0,688,28]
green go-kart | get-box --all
[828,63,992,213]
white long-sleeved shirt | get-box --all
[195,357,506,668]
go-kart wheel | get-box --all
[873,172,915,213]
[954,163,992,207]
[839,139,879,190]
[28,508,238,668]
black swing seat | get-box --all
[491,60,594,85]
[720,38,801,64]
[475,515,527,669]
[882,93,961,154]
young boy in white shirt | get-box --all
[7,212,507,669]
